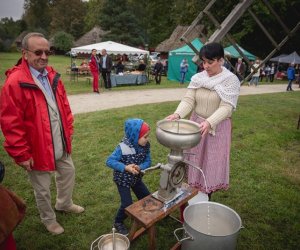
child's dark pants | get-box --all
[115,179,150,223]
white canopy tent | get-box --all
[71,41,149,55]
[276,51,300,64]
[270,54,287,62]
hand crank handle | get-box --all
[141,163,162,174]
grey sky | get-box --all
[0,0,25,20]
[0,0,89,21]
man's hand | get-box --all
[17,158,34,172]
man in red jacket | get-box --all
[0,32,84,235]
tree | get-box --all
[0,18,27,51]
[84,0,104,31]
[130,0,177,48]
[49,0,87,39]
[23,0,51,34]
[52,31,74,52]
[99,0,144,46]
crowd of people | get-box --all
[218,56,299,90]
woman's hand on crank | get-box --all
[165,113,180,121]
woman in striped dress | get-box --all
[166,42,240,199]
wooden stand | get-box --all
[125,184,197,250]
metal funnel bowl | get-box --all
[156,119,201,151]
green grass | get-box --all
[0,91,299,249]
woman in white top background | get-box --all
[166,42,240,200]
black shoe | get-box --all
[114,223,129,235]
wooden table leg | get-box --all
[128,220,147,242]
[148,225,156,250]
[128,220,139,241]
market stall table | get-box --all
[111,73,148,87]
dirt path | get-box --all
[68,84,299,114]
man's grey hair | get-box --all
[22,32,46,49]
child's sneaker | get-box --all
[114,222,129,236]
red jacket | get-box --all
[0,58,74,171]
[89,55,99,73]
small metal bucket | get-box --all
[90,228,130,250]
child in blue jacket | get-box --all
[106,118,151,235]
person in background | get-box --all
[115,60,125,75]
[259,64,265,82]
[269,63,276,82]
[100,49,113,90]
[106,118,151,235]
[0,161,26,250]
[0,32,84,235]
[89,49,100,93]
[163,59,168,75]
[234,58,245,82]
[223,54,232,71]
[137,60,147,72]
[180,58,189,84]
[249,59,260,87]
[80,59,88,67]
[264,64,271,82]
[154,58,163,84]
[294,64,300,87]
[166,42,240,200]
[286,62,295,91]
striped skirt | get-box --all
[184,112,232,194]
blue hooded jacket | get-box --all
[287,66,295,80]
[106,118,151,187]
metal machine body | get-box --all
[150,119,201,204]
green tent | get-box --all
[224,44,256,61]
[167,38,203,83]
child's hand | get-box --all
[125,164,139,175]
[133,165,140,172]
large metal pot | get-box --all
[156,119,201,151]
[90,228,130,250]
[174,202,242,250]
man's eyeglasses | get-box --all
[26,49,52,56]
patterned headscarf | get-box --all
[123,118,144,148]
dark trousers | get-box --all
[115,179,150,223]
[101,69,111,89]
[155,72,161,84]
[287,80,293,91]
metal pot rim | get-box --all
[184,201,242,236]
[97,233,130,250]
[156,119,201,135]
